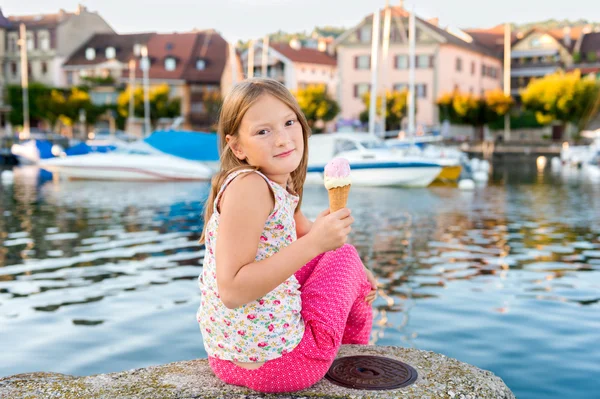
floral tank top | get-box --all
[197,169,304,362]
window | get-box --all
[359,25,372,43]
[8,34,18,53]
[85,48,96,60]
[471,61,475,75]
[417,54,430,69]
[105,47,116,59]
[530,37,541,48]
[196,59,206,70]
[191,103,205,113]
[395,54,408,69]
[354,83,370,99]
[41,62,48,74]
[456,57,462,72]
[165,42,174,51]
[393,83,407,92]
[165,57,176,71]
[334,140,359,154]
[38,31,50,51]
[482,64,487,76]
[11,62,17,76]
[355,55,370,70]
[416,83,427,98]
[26,32,34,51]
[66,71,74,85]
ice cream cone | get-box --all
[328,184,351,212]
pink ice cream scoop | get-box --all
[324,157,351,190]
[324,157,351,178]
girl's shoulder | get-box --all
[217,170,275,216]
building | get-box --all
[240,38,337,95]
[334,6,503,128]
[0,5,114,88]
[63,29,242,131]
[506,28,575,97]
[63,32,155,105]
[468,25,600,97]
[570,30,600,78]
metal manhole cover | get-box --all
[325,355,418,390]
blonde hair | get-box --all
[199,78,311,243]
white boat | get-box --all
[307,133,442,187]
[39,151,214,181]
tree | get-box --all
[436,90,513,140]
[203,91,223,129]
[117,83,181,128]
[521,70,600,139]
[37,90,66,131]
[294,84,340,132]
[359,90,410,131]
[7,83,53,127]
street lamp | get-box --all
[140,45,151,137]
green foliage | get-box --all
[117,83,181,128]
[436,90,513,126]
[359,90,410,130]
[586,51,598,63]
[573,52,582,63]
[203,91,223,129]
[81,76,116,86]
[294,84,340,131]
[7,83,53,126]
[488,110,547,130]
[521,70,600,130]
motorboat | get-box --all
[39,150,214,181]
[306,133,442,187]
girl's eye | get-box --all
[257,129,268,135]
[285,120,296,126]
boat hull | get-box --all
[307,163,441,187]
[39,154,214,182]
[435,165,462,182]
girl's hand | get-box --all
[307,208,353,254]
[364,268,378,304]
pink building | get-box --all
[240,39,337,95]
[334,7,503,129]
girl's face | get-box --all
[227,94,304,186]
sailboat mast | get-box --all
[408,8,416,139]
[368,9,381,135]
[380,3,392,135]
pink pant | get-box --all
[208,244,373,393]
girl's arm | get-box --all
[216,173,352,309]
[294,209,313,238]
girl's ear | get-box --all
[226,134,246,160]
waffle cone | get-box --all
[328,184,351,213]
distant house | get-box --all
[468,25,600,96]
[63,29,243,131]
[506,28,575,97]
[334,6,503,128]
[570,30,600,78]
[240,39,337,95]
[0,5,114,88]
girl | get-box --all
[197,78,377,393]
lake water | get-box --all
[1,160,599,399]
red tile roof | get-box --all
[580,32,600,55]
[464,26,519,56]
[63,29,230,84]
[64,33,155,66]
[182,30,228,83]
[270,43,336,66]
[8,12,72,28]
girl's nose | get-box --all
[274,129,291,146]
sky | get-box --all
[2,0,599,42]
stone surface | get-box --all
[0,345,516,398]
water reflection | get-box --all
[1,162,600,399]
